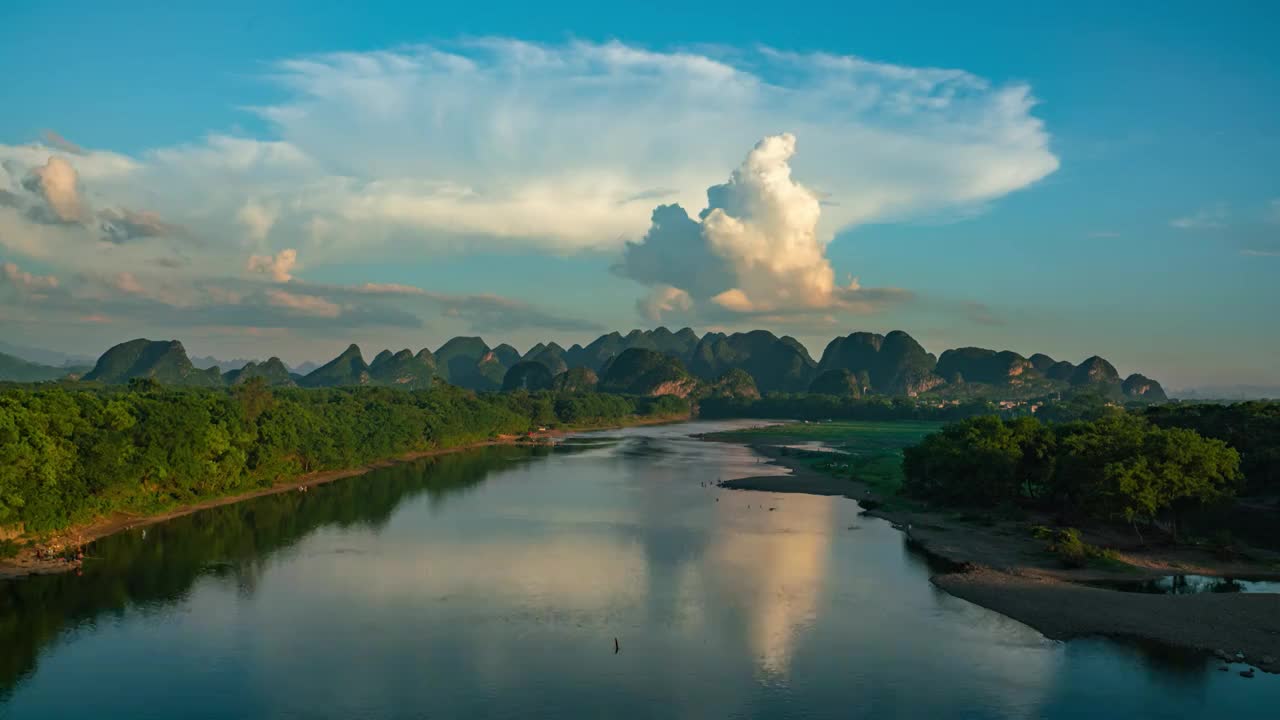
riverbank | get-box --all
[716,439,1280,675]
[0,413,687,580]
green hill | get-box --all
[687,330,815,393]
[522,342,569,375]
[817,330,941,396]
[369,348,435,388]
[808,368,866,398]
[83,339,222,386]
[935,347,1036,385]
[0,352,77,382]
[433,337,513,390]
[551,367,599,393]
[703,368,761,400]
[301,344,370,387]
[502,361,555,392]
[1070,355,1121,386]
[599,348,698,397]
[1122,373,1168,402]
[563,327,699,370]
[224,357,295,387]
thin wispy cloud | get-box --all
[1170,204,1228,230]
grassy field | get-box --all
[708,420,942,496]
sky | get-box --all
[0,0,1277,389]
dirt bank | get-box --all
[717,440,1280,674]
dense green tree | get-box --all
[902,413,1242,539]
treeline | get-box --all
[902,414,1242,537]
[0,381,688,535]
[698,394,1000,422]
[699,390,1160,425]
[1144,401,1280,495]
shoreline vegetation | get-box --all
[706,424,1280,676]
[0,380,689,578]
[1,417,688,579]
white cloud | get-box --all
[247,248,298,282]
[637,285,692,322]
[23,156,88,223]
[111,271,146,295]
[0,37,1058,278]
[618,134,911,320]
[265,288,341,317]
[237,201,279,242]
[0,37,1057,349]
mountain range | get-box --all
[12,328,1168,403]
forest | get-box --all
[0,380,688,537]
[901,413,1243,539]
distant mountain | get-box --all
[1070,356,1121,387]
[224,357,296,387]
[808,369,866,398]
[290,360,320,375]
[502,361,555,392]
[1121,373,1168,402]
[301,344,370,387]
[704,368,761,400]
[687,330,816,393]
[935,348,1035,385]
[1171,385,1280,400]
[191,355,262,372]
[599,348,698,397]
[563,327,698,371]
[551,367,598,393]
[83,339,222,386]
[68,328,1170,402]
[0,352,82,382]
[369,348,435,388]
[817,331,942,396]
[0,341,94,368]
[1046,360,1077,382]
[522,342,569,375]
[433,337,513,391]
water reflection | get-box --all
[1089,574,1280,595]
[0,445,541,697]
[708,492,834,677]
[2,421,1278,719]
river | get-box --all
[1,420,1276,718]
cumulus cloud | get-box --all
[0,38,1056,276]
[98,207,182,243]
[247,248,298,282]
[110,271,146,295]
[637,285,692,322]
[237,200,279,242]
[618,133,910,321]
[22,156,88,223]
[0,37,1055,349]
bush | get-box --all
[1034,526,1120,568]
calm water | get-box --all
[2,421,1276,719]
[1093,574,1280,595]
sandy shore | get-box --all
[1,414,687,580]
[718,441,1280,675]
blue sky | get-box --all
[0,1,1276,388]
